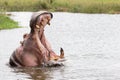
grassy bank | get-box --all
[0,0,120,13]
[0,14,20,30]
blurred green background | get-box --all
[1,0,120,29]
[0,0,120,13]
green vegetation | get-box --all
[0,0,120,13]
[1,0,120,29]
[0,14,20,30]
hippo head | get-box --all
[29,11,53,34]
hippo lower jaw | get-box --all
[42,48,65,67]
[43,58,66,67]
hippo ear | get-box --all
[60,48,64,58]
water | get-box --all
[1,12,120,80]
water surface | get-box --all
[1,12,120,80]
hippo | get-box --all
[9,11,65,67]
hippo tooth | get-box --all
[36,25,40,29]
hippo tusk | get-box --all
[36,25,40,29]
[47,22,50,25]
[60,48,64,58]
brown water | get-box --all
[1,12,120,80]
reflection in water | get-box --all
[12,66,65,80]
[13,67,47,80]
